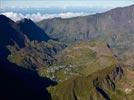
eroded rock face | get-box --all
[49,64,124,100]
[93,65,124,100]
[110,64,124,81]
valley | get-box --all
[0,4,134,100]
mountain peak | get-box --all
[0,14,14,23]
[17,18,50,42]
[0,14,9,19]
[18,18,34,24]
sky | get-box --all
[1,0,134,8]
[1,0,134,22]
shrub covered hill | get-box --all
[39,41,133,100]
[0,4,134,100]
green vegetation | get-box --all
[39,41,118,81]
[48,65,124,100]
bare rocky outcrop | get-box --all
[93,64,124,100]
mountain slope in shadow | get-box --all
[0,58,57,100]
[0,15,25,58]
[17,18,50,42]
[0,15,56,100]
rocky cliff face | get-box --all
[93,64,124,100]
[38,5,134,55]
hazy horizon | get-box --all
[1,0,134,8]
[1,0,134,22]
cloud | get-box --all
[1,12,89,22]
[1,12,24,21]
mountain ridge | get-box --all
[38,4,134,56]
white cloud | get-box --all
[59,12,89,18]
[1,12,23,21]
[1,12,89,22]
